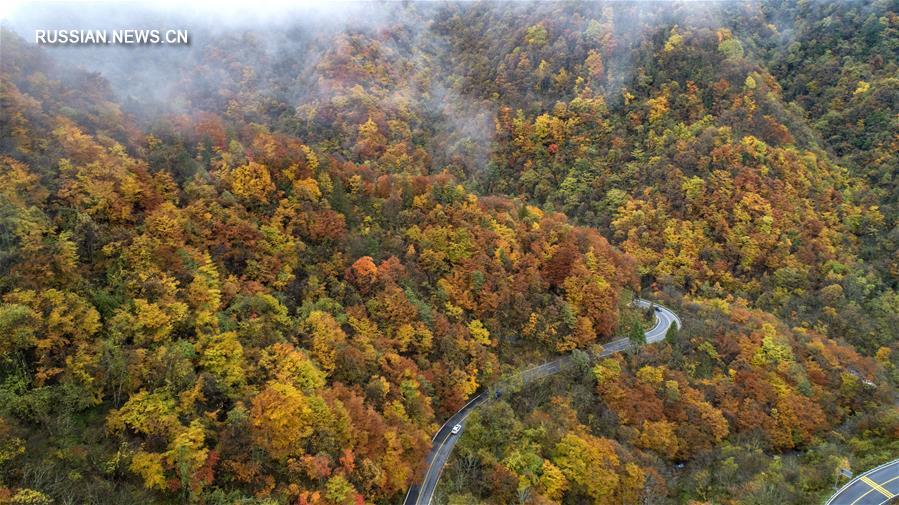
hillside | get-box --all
[0,1,896,504]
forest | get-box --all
[0,1,896,504]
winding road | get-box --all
[403,298,682,505]
[826,458,899,505]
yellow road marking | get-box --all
[851,475,899,505]
[861,476,896,498]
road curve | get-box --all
[403,299,681,505]
[825,458,899,505]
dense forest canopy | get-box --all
[0,1,896,504]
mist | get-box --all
[1,0,759,176]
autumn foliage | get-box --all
[1,1,897,504]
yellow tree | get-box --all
[229,161,275,203]
[304,311,347,374]
[249,382,316,461]
[188,253,222,334]
[258,342,326,392]
[198,330,246,392]
[552,433,620,503]
[538,459,568,500]
[1,289,100,384]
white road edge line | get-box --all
[407,298,680,505]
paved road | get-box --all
[826,458,899,505]
[634,298,681,344]
[403,299,681,505]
